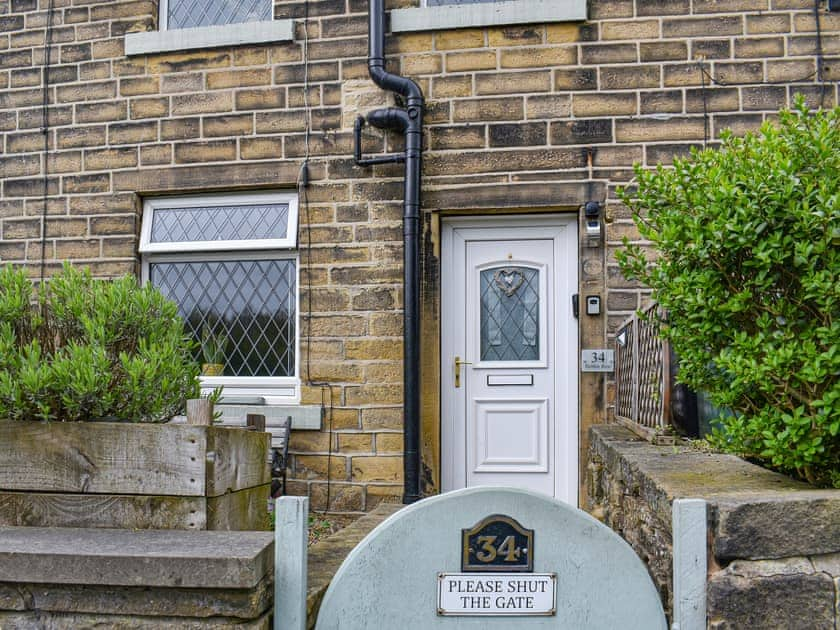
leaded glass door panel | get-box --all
[480,265,541,362]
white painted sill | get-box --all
[125,19,295,56]
[390,0,586,33]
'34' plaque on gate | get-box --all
[461,514,534,572]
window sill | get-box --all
[171,404,321,441]
[125,19,295,56]
[200,375,300,405]
[390,0,586,33]
[213,404,322,432]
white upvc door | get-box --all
[441,216,578,504]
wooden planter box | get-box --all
[0,421,271,530]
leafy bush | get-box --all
[0,264,200,423]
[618,99,840,488]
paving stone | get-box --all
[306,503,402,628]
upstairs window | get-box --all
[161,0,273,30]
[125,0,293,56]
[391,0,587,33]
[140,192,300,403]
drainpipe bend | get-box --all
[367,0,424,505]
[366,107,410,132]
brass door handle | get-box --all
[454,356,472,388]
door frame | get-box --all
[439,214,579,504]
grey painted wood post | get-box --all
[672,498,707,630]
[275,496,308,630]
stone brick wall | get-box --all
[1,0,838,510]
[589,425,840,629]
[0,527,274,627]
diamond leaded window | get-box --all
[479,266,540,362]
[161,0,273,30]
[140,192,299,401]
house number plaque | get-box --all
[461,514,534,572]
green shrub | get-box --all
[0,264,200,423]
[618,99,840,488]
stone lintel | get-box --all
[0,528,274,589]
[425,181,603,210]
[113,161,301,194]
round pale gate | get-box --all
[315,487,666,629]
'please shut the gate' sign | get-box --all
[437,572,556,616]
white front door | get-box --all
[441,216,578,504]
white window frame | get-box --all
[124,0,294,56]
[391,0,587,33]
[158,0,273,31]
[140,191,300,404]
[139,191,299,254]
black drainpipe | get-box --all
[354,0,424,504]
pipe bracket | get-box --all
[353,115,406,167]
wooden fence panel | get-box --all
[614,304,671,440]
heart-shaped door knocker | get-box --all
[493,267,525,296]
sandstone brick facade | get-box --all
[1,0,837,512]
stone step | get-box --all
[0,527,274,589]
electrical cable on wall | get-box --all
[813,0,829,108]
[39,0,58,287]
[696,0,832,144]
[294,0,336,513]
[700,59,709,147]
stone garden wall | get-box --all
[2,0,839,509]
[0,527,274,628]
[0,500,399,628]
[589,424,840,629]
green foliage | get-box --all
[618,98,840,488]
[0,264,200,423]
[205,385,224,421]
[201,326,229,366]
